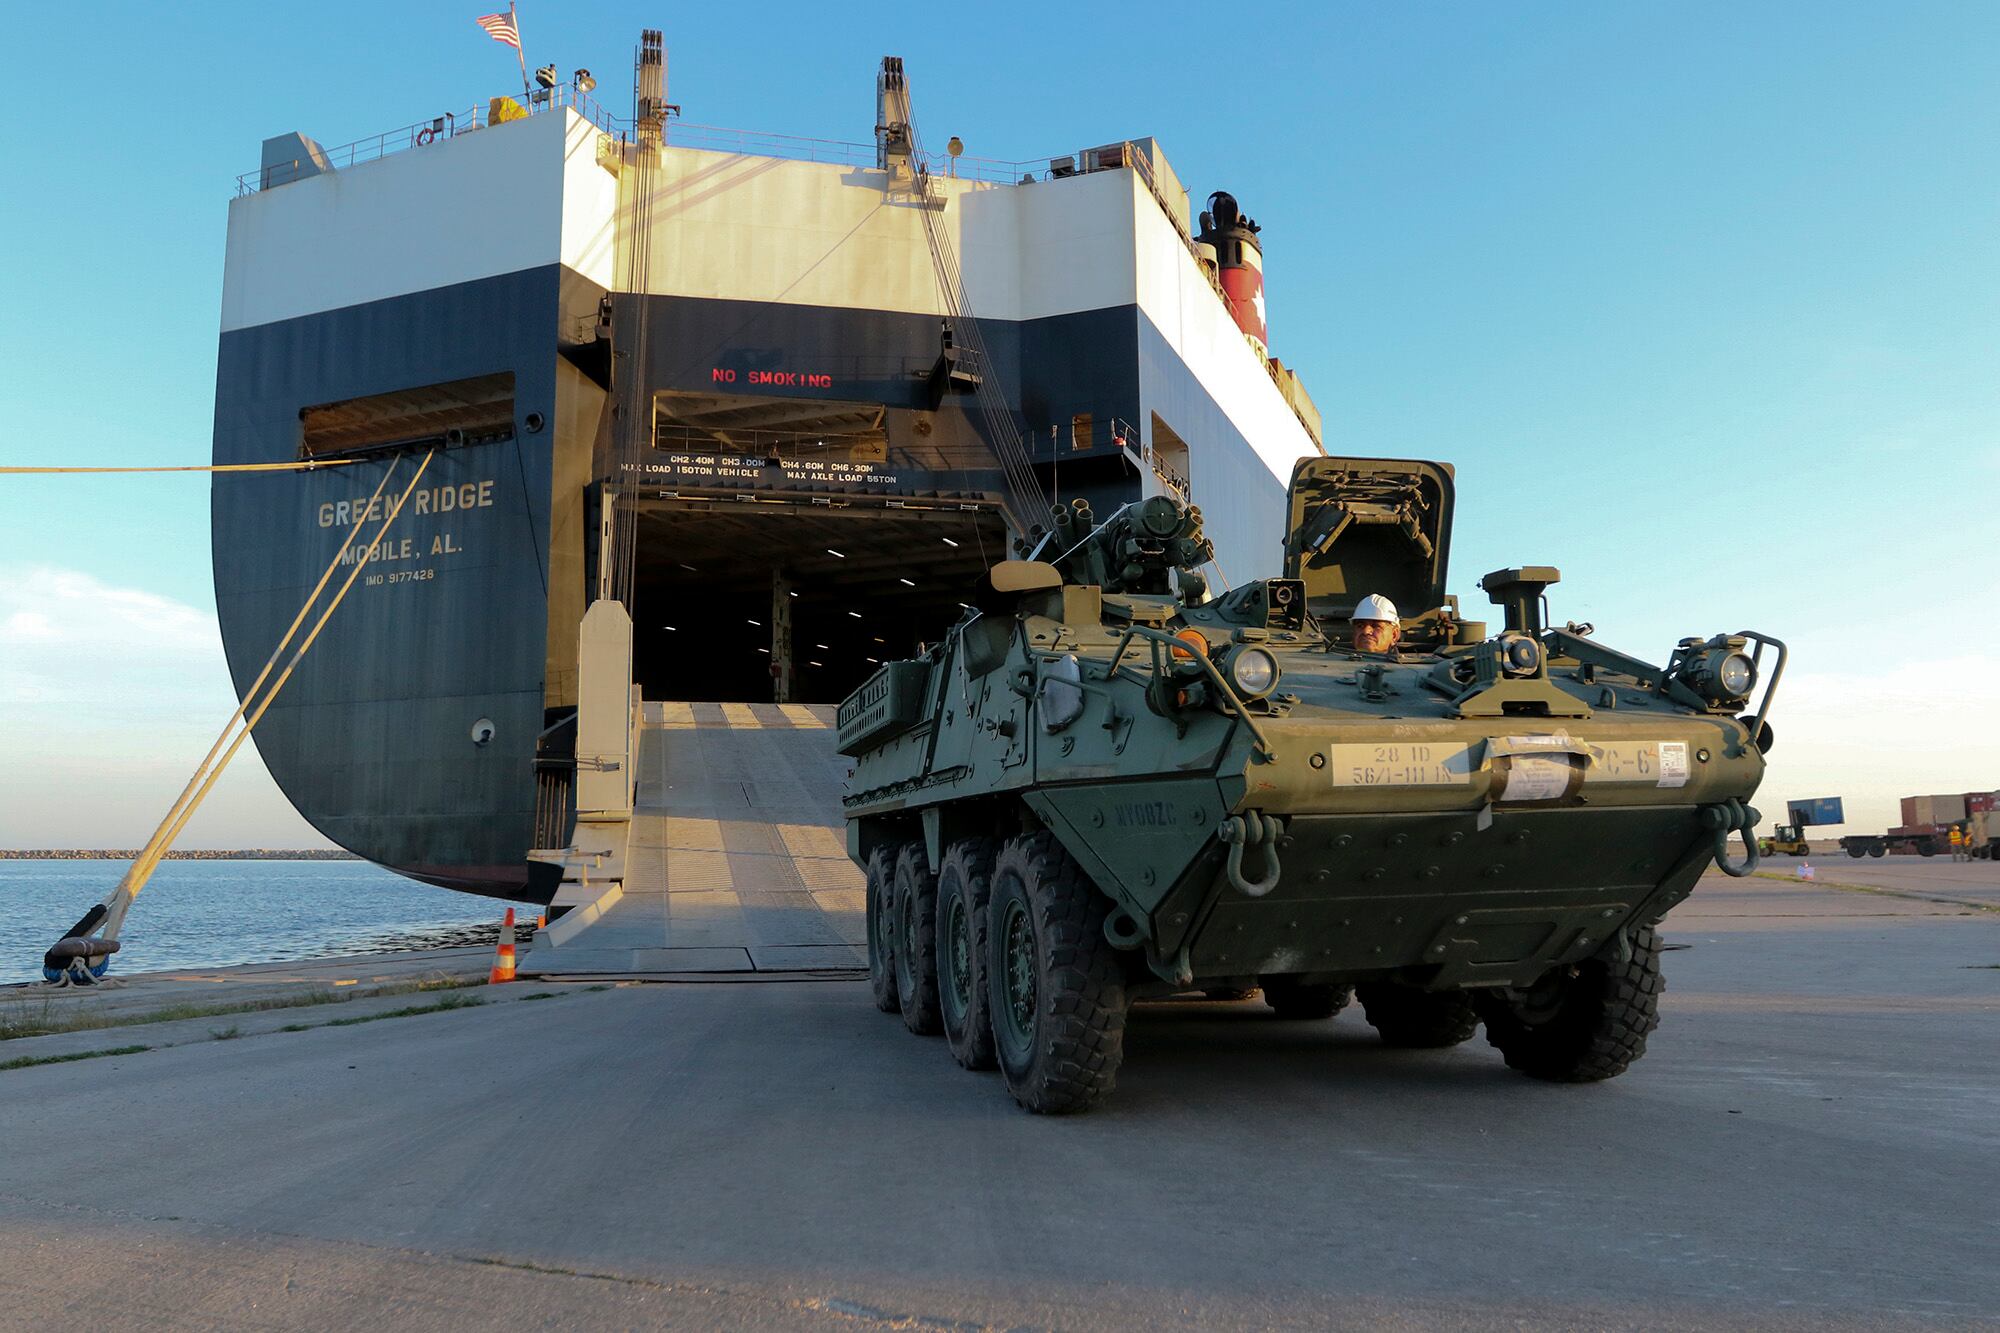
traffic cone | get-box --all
[489,908,517,984]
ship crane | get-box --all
[876,57,1049,547]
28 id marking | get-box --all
[1328,742,1475,787]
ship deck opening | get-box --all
[630,498,1007,705]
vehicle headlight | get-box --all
[1679,642,1757,704]
[1223,645,1279,699]
[1717,651,1754,697]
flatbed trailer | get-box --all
[1840,827,1949,858]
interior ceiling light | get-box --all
[867,656,880,664]
[941,537,959,547]
[815,643,831,650]
[747,619,761,627]
[809,660,824,667]
[899,578,915,586]
[679,563,698,572]
[757,648,769,654]
[826,548,846,558]
[663,625,677,631]
[873,637,885,644]
[848,611,863,619]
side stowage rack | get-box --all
[837,659,933,757]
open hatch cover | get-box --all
[1282,456,1455,629]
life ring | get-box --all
[416,126,438,147]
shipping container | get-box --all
[1787,797,1845,827]
[1965,791,1998,815]
[1911,794,1968,826]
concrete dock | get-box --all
[1,866,1995,1329]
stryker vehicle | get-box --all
[839,457,1784,1113]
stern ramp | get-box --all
[521,702,864,977]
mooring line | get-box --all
[0,461,361,474]
[47,450,437,978]
[113,460,409,908]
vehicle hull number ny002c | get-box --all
[1328,742,1475,787]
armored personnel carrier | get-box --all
[839,457,1782,1113]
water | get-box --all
[1,860,511,986]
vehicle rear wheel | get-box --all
[1261,979,1350,1020]
[1920,845,1936,857]
[1846,847,1864,858]
[864,844,900,1014]
[987,830,1127,1114]
[1355,983,1478,1047]
[894,844,942,1035]
[1869,846,1885,858]
[1473,925,1664,1082]
[936,837,998,1071]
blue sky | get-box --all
[2,0,1996,845]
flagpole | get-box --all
[512,1,531,100]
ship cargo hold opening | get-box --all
[620,388,1011,705]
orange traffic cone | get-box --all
[489,908,517,984]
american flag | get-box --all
[475,11,520,49]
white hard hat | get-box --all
[1352,593,1399,622]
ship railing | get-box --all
[1101,416,1191,501]
[661,123,1031,186]
[234,83,625,195]
[532,710,578,851]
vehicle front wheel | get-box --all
[987,831,1127,1114]
[1473,925,1664,1082]
[1261,979,1350,1020]
[936,837,998,1071]
[864,843,900,1014]
[1355,983,1478,1048]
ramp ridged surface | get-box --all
[524,701,864,976]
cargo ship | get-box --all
[212,33,1326,903]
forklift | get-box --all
[1759,823,1813,857]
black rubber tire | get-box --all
[987,830,1127,1114]
[893,845,942,1035]
[936,837,998,1071]
[1847,847,1864,858]
[1473,925,1664,1082]
[1203,987,1260,1002]
[1355,983,1479,1048]
[864,843,900,1014]
[1869,847,1885,858]
[1261,980,1350,1020]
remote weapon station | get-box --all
[840,456,1783,1113]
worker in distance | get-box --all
[1350,593,1403,654]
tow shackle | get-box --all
[1701,799,1762,878]
[1221,812,1284,897]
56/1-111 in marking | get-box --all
[1328,743,1475,787]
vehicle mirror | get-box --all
[977,560,1062,612]
[989,561,1061,594]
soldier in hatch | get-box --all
[1351,593,1403,654]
